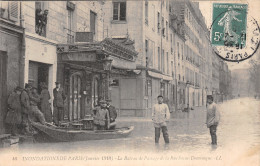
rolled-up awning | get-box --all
[147,71,173,81]
[111,56,136,70]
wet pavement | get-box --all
[1,97,260,166]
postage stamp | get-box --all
[211,3,260,62]
[212,3,248,48]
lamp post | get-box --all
[102,56,113,100]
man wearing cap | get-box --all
[53,82,66,126]
[21,83,32,134]
[92,100,110,130]
[29,87,46,125]
[206,95,220,145]
[5,86,23,135]
[106,100,117,129]
[152,95,170,144]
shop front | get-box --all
[56,38,137,121]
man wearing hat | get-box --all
[92,99,110,130]
[152,95,170,144]
[21,83,32,134]
[5,86,23,135]
[206,95,220,145]
[106,99,117,129]
[53,82,66,126]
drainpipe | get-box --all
[19,1,25,87]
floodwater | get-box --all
[1,98,260,166]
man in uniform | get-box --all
[21,83,32,135]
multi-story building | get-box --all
[0,1,25,134]
[103,1,175,116]
[212,50,220,102]
[0,1,138,126]
[170,0,210,108]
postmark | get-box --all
[211,3,260,62]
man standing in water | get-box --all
[206,95,220,145]
[152,95,170,144]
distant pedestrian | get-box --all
[5,86,23,136]
[152,95,170,144]
[40,83,52,123]
[206,95,220,145]
[53,82,66,126]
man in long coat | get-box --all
[53,82,66,126]
[20,83,32,134]
[5,86,23,135]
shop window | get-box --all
[113,1,126,21]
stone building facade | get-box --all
[0,1,24,134]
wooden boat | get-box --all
[31,122,134,142]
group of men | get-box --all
[92,99,117,130]
[5,84,46,136]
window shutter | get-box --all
[9,1,18,21]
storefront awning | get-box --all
[147,71,173,81]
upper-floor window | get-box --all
[90,11,96,35]
[157,12,160,34]
[177,42,180,59]
[158,47,161,70]
[35,1,48,37]
[162,49,165,73]
[113,2,126,21]
[166,52,169,74]
[166,21,168,40]
[0,1,19,22]
[145,0,148,25]
[161,16,165,37]
[67,1,75,43]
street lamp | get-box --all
[102,56,113,100]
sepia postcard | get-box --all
[0,0,259,166]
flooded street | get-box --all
[1,98,260,166]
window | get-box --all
[145,39,148,66]
[0,1,19,22]
[171,61,174,77]
[158,47,161,70]
[35,1,48,37]
[145,0,148,24]
[177,42,179,59]
[181,44,183,60]
[151,4,155,31]
[161,17,165,37]
[67,3,75,43]
[162,49,164,73]
[90,11,96,35]
[166,21,168,40]
[113,2,126,21]
[157,12,160,33]
[166,52,169,74]
[170,34,173,54]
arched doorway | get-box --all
[69,72,82,121]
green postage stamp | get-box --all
[211,3,248,48]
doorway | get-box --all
[29,61,50,93]
[0,51,7,134]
